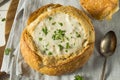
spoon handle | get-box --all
[101,57,107,80]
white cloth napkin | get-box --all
[1,0,120,80]
[0,22,5,46]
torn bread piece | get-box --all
[80,0,119,20]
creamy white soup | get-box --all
[32,13,87,55]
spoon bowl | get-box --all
[100,31,117,57]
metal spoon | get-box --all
[100,31,117,80]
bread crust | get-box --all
[80,0,119,20]
[20,4,95,75]
[27,4,62,25]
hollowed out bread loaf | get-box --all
[20,4,95,75]
[80,0,119,20]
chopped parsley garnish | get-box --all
[58,44,64,51]
[48,17,52,21]
[5,48,11,55]
[65,36,69,41]
[43,50,46,53]
[39,38,42,41]
[66,42,71,49]
[65,50,68,52]
[76,32,81,38]
[74,43,75,45]
[42,27,48,35]
[59,22,63,26]
[52,29,66,41]
[46,43,49,47]
[77,34,81,37]
[74,75,84,80]
[45,48,48,51]
[43,48,48,53]
[52,22,56,25]
[48,52,52,55]
[1,18,6,22]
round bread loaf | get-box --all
[80,0,119,20]
[20,4,95,75]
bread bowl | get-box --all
[80,0,119,20]
[20,4,95,75]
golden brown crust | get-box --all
[20,4,95,75]
[27,4,62,25]
[20,30,42,70]
[80,0,119,20]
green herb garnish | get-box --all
[46,43,49,47]
[74,75,84,80]
[52,22,56,25]
[5,48,11,55]
[52,29,66,41]
[42,27,48,35]
[48,52,52,55]
[58,44,64,51]
[74,43,75,45]
[65,50,68,52]
[66,42,71,49]
[39,38,42,41]
[43,48,48,53]
[65,36,69,41]
[1,18,6,22]
[76,32,81,38]
[49,17,52,21]
[77,34,81,37]
[59,22,63,26]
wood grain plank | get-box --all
[5,0,19,35]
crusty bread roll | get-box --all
[80,0,119,20]
[20,4,95,75]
